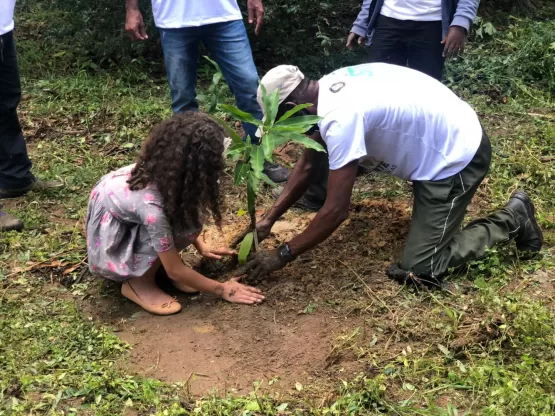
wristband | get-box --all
[277,243,295,263]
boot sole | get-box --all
[512,192,543,252]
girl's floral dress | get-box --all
[86,165,200,281]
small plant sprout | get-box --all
[220,85,325,264]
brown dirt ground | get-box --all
[44,147,552,399]
[82,192,416,396]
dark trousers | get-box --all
[399,132,521,278]
[368,14,445,81]
[0,30,34,190]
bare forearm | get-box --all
[126,0,139,10]
[288,207,347,256]
[287,160,358,257]
[264,151,316,224]
[168,265,224,297]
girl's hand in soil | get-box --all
[200,247,236,260]
[194,236,236,260]
[221,280,265,304]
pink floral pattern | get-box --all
[159,236,171,251]
[85,164,201,282]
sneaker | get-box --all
[270,185,324,212]
[263,161,289,184]
[0,179,64,199]
[0,207,24,232]
[504,190,543,252]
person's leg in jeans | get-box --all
[390,133,542,285]
[201,20,260,140]
[406,20,444,80]
[0,31,34,192]
[368,15,408,66]
[202,20,289,182]
[158,27,201,113]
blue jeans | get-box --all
[159,20,262,141]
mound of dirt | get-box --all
[83,198,413,395]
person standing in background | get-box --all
[124,0,289,183]
[346,0,480,80]
[0,0,63,232]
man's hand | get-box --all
[346,32,365,50]
[247,0,264,36]
[125,7,148,41]
[221,280,265,304]
[441,26,466,59]
[235,249,287,280]
[230,218,273,249]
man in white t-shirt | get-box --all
[124,0,288,183]
[0,0,63,232]
[346,0,480,81]
[234,64,542,285]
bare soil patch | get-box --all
[82,198,414,395]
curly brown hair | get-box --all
[127,112,226,230]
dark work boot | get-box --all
[271,186,324,212]
[0,205,23,232]
[263,161,289,184]
[504,190,543,252]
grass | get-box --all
[1,4,555,416]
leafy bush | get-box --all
[446,17,555,103]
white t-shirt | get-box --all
[0,0,16,36]
[381,0,442,21]
[317,63,482,181]
[152,0,242,28]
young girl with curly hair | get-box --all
[86,112,264,315]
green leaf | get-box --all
[237,209,247,217]
[264,88,281,127]
[233,161,249,185]
[276,103,312,123]
[260,172,276,187]
[238,232,254,265]
[262,133,278,161]
[289,132,326,152]
[203,55,222,73]
[226,141,248,157]
[214,117,243,145]
[274,115,322,132]
[220,104,262,125]
[249,145,264,176]
[212,71,222,86]
[245,400,260,411]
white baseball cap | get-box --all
[256,65,305,136]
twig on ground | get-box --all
[336,259,393,314]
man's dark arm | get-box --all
[288,160,359,257]
[261,142,326,226]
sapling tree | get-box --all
[219,87,325,264]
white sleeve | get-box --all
[319,111,367,170]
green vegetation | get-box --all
[221,85,324,263]
[1,1,554,415]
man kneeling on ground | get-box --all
[234,63,543,285]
